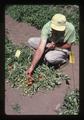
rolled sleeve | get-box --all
[67,28,76,44]
[64,22,76,44]
[41,21,51,42]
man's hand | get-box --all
[26,67,34,85]
[26,66,34,77]
[26,39,46,77]
[46,41,55,49]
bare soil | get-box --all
[5,15,79,115]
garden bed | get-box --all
[5,37,70,96]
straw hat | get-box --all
[51,14,66,31]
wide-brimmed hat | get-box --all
[51,14,66,31]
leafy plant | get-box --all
[57,89,79,115]
[5,5,79,42]
[5,37,70,95]
[11,103,21,113]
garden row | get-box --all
[5,5,79,42]
[5,36,70,95]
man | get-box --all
[26,13,76,82]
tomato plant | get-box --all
[5,37,70,95]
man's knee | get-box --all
[27,37,41,49]
[45,53,55,63]
[27,38,33,46]
[44,51,68,64]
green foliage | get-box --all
[5,5,79,41]
[57,89,79,115]
[11,103,21,113]
[5,37,70,96]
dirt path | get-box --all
[5,15,79,115]
[5,15,41,45]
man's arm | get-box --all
[60,42,72,49]
[26,39,46,76]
